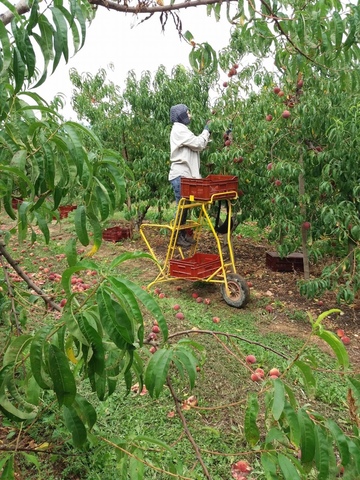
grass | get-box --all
[0,214,355,479]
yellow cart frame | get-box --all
[140,191,250,308]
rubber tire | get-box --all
[220,273,250,308]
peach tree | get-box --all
[206,0,360,303]
[69,64,217,224]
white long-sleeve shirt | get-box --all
[168,122,210,181]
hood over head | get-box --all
[170,104,190,125]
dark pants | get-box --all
[170,176,188,233]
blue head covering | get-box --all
[170,104,190,125]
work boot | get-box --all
[176,235,191,247]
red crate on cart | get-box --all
[102,226,132,242]
[181,175,238,201]
[170,253,221,278]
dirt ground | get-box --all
[114,225,360,370]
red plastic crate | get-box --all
[170,253,221,278]
[102,226,132,242]
[181,175,238,201]
[266,252,304,272]
[11,197,23,209]
[59,205,77,219]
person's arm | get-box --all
[174,125,210,152]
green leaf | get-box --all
[63,405,87,448]
[30,326,53,390]
[74,205,89,246]
[314,424,334,480]
[145,349,173,398]
[77,315,105,375]
[261,452,278,480]
[48,344,76,407]
[298,408,315,464]
[316,330,349,368]
[64,238,78,267]
[0,456,14,480]
[244,393,260,446]
[109,275,168,342]
[172,347,198,390]
[96,288,134,348]
[294,360,316,396]
[278,453,302,480]
[272,378,285,421]
[3,335,32,366]
[129,448,144,480]
[13,47,25,93]
[0,21,12,76]
[73,394,97,430]
[325,419,350,467]
[34,212,50,244]
[283,403,301,448]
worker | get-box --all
[168,104,211,247]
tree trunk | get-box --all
[299,152,310,280]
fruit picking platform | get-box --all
[140,176,250,308]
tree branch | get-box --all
[0,0,236,25]
[0,238,61,312]
[87,0,235,15]
[166,376,212,480]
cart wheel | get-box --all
[220,273,250,308]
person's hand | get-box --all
[204,120,211,132]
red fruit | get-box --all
[175,312,185,320]
[267,162,273,170]
[192,292,199,299]
[273,86,281,94]
[212,316,220,323]
[255,368,265,378]
[269,368,281,377]
[317,300,324,306]
[196,297,203,303]
[274,179,282,186]
[152,325,160,334]
[278,90,285,97]
[266,114,273,121]
[158,293,166,299]
[224,139,231,146]
[232,63,239,69]
[247,281,253,288]
[282,110,291,118]
[233,157,239,163]
[232,460,252,473]
[265,304,274,313]
[251,373,262,382]
[223,81,228,88]
[246,355,256,364]
[297,79,304,88]
[59,299,67,308]
[237,156,244,163]
[336,329,345,338]
[154,287,161,295]
[173,304,181,311]
[302,221,311,230]
[204,298,211,305]
[149,346,157,354]
[341,336,351,345]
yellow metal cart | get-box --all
[140,175,250,308]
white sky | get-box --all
[33,7,234,119]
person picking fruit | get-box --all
[168,103,211,247]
